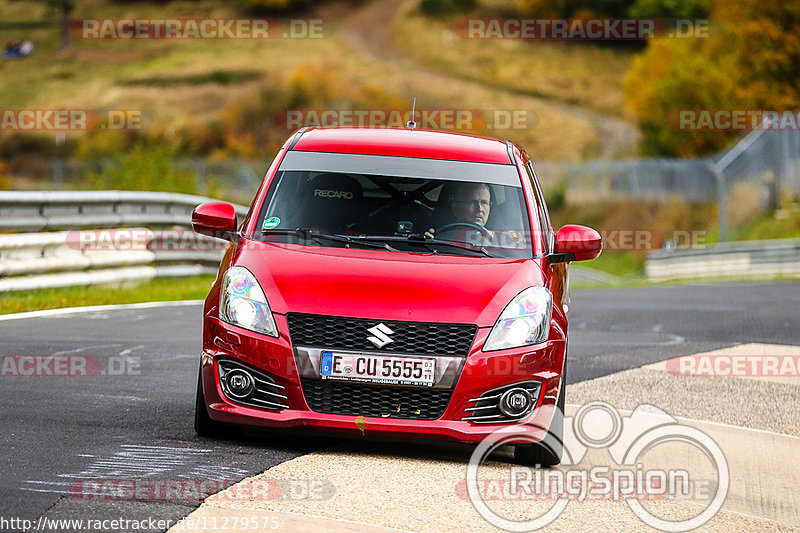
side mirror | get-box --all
[192,201,238,241]
[550,224,602,263]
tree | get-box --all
[628,0,711,20]
[11,0,74,50]
[235,0,310,12]
[625,0,800,156]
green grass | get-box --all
[582,249,646,277]
[563,199,800,282]
[731,202,800,241]
[120,69,264,87]
[0,274,215,315]
[393,3,636,117]
[0,0,353,133]
[0,0,612,168]
[546,197,800,279]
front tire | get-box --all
[514,367,565,467]
[194,365,237,438]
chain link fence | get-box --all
[536,159,719,203]
[12,158,270,205]
[538,130,800,202]
[536,129,800,240]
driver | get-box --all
[425,182,491,238]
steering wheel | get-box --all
[436,222,492,240]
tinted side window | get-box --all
[525,162,553,253]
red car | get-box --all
[192,127,601,466]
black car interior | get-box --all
[263,171,525,246]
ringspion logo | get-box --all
[466,402,728,531]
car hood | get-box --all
[235,241,546,327]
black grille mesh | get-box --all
[300,379,451,420]
[287,313,477,356]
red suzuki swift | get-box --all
[192,127,601,466]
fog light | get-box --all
[225,368,255,399]
[498,387,532,418]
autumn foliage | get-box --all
[625,0,800,156]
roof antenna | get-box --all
[406,97,417,130]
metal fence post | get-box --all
[49,159,64,189]
[711,161,727,242]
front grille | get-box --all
[462,381,542,424]
[301,379,452,420]
[287,313,477,356]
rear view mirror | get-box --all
[192,201,238,241]
[550,224,602,263]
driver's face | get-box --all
[451,184,491,226]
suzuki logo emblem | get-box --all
[367,323,394,348]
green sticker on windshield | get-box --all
[262,216,280,229]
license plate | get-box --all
[320,352,435,386]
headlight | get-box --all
[483,287,552,351]
[219,266,278,337]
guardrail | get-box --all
[3,192,796,291]
[0,190,248,232]
[0,191,248,292]
[646,238,800,281]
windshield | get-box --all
[255,152,536,258]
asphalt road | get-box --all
[0,281,798,532]
[567,281,800,383]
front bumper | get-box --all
[201,314,565,444]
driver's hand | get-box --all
[424,227,435,239]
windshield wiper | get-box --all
[355,234,494,257]
[408,235,494,257]
[260,228,399,252]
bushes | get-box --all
[625,38,740,156]
[625,0,800,156]
[628,0,712,19]
[0,162,9,191]
[175,58,405,158]
[69,57,410,192]
[520,0,710,18]
[543,183,567,212]
[85,144,197,194]
[418,0,475,17]
[235,0,310,13]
